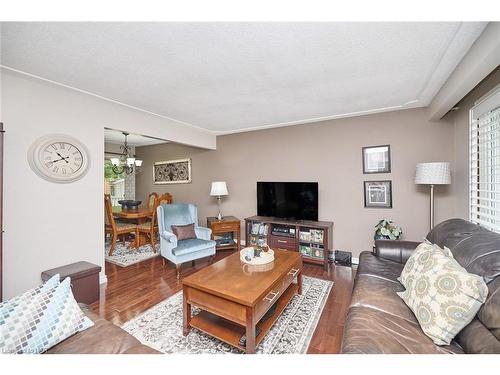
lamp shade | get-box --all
[415,162,451,185]
[210,181,228,196]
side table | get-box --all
[207,216,241,252]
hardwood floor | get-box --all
[90,251,356,354]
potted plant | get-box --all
[374,219,402,240]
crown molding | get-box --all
[213,101,422,135]
[1,65,424,137]
[0,65,213,135]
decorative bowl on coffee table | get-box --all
[240,247,275,265]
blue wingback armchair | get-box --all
[157,203,216,279]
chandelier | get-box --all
[110,132,143,175]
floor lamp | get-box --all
[415,162,451,230]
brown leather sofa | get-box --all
[46,305,159,354]
[341,218,500,354]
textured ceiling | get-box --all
[1,22,487,133]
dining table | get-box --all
[112,206,152,224]
[112,206,153,246]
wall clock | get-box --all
[28,134,90,183]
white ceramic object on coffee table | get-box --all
[240,247,275,265]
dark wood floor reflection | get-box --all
[90,251,355,354]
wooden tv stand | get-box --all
[244,216,333,270]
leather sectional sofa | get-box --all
[341,218,500,354]
[46,305,159,354]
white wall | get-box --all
[0,69,215,299]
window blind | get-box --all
[470,88,500,232]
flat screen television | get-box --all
[257,182,318,221]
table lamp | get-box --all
[415,162,451,230]
[210,181,228,221]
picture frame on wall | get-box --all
[153,158,192,184]
[364,180,392,208]
[362,145,391,174]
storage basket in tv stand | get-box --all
[244,216,333,270]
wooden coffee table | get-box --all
[182,248,303,353]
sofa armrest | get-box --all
[195,226,212,241]
[374,240,420,264]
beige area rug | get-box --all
[105,241,160,267]
[122,275,333,354]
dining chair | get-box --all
[157,192,173,205]
[104,194,138,255]
[137,192,171,250]
[147,192,159,209]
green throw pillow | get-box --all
[398,244,488,345]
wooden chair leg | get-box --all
[209,255,215,264]
[121,234,129,248]
[191,260,195,267]
[150,230,156,251]
[109,234,117,256]
[176,264,181,279]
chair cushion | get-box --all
[137,221,155,230]
[173,238,216,256]
[398,248,488,345]
[171,223,196,240]
[115,222,137,231]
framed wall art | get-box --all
[362,145,391,174]
[364,180,392,208]
[153,158,192,184]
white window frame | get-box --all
[469,84,500,232]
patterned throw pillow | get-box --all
[0,277,94,354]
[397,247,488,345]
[398,242,452,289]
[0,274,60,309]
